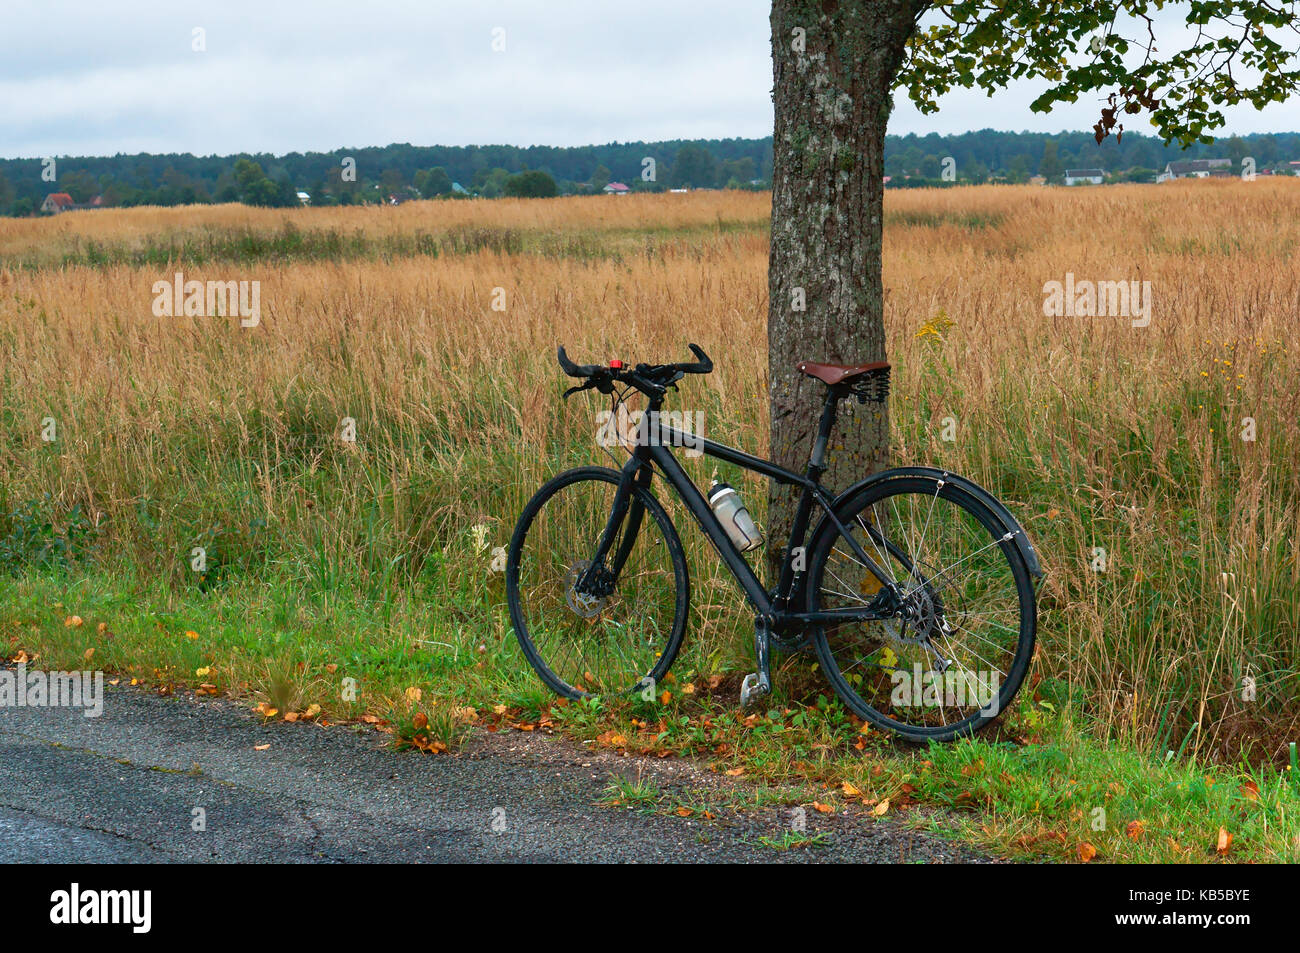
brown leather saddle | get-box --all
[796,360,890,387]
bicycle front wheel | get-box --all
[506,466,690,699]
[806,476,1036,742]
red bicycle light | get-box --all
[609,359,624,369]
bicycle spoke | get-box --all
[814,480,1031,736]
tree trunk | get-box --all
[766,0,921,582]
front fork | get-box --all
[575,457,651,595]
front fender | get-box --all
[829,466,1044,578]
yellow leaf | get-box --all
[97,622,108,634]
[879,647,898,669]
[83,648,94,660]
[682,682,697,694]
[185,630,199,640]
[872,798,890,817]
[195,666,210,677]
[405,686,422,704]
[659,690,672,704]
[1216,827,1232,854]
[254,744,270,751]
[64,615,83,628]
[304,703,321,718]
[493,704,507,715]
[725,767,745,777]
[1078,842,1097,863]
[841,781,861,798]
[283,712,299,723]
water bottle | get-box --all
[708,481,764,552]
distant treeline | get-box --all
[2,129,1298,215]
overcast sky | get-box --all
[3,1,1299,159]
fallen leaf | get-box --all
[1126,821,1145,840]
[195,666,210,677]
[185,630,199,640]
[659,690,672,704]
[254,744,270,751]
[405,686,422,704]
[725,767,745,777]
[812,801,833,814]
[97,622,108,634]
[64,616,83,628]
[872,798,890,817]
[83,648,94,660]
[676,807,693,817]
[841,781,861,798]
[1216,827,1232,855]
[412,712,428,730]
[1239,780,1260,800]
[283,712,299,723]
[303,704,321,718]
[682,682,696,695]
[1078,842,1097,863]
[324,663,338,674]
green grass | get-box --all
[10,220,770,270]
[2,565,1295,863]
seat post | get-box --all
[807,389,840,478]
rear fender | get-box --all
[827,466,1044,579]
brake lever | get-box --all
[563,379,596,399]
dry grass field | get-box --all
[3,183,1299,838]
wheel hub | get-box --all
[564,560,613,618]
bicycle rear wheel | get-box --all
[506,467,690,698]
[806,476,1036,742]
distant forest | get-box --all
[3,129,1299,215]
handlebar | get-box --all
[556,343,713,399]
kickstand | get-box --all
[740,617,772,710]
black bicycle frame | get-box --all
[580,388,900,631]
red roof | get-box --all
[604,182,630,192]
[45,192,74,207]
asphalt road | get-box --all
[0,681,989,863]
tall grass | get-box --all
[1,182,1297,764]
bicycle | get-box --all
[506,344,1042,742]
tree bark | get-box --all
[767,0,922,581]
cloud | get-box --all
[2,0,1297,159]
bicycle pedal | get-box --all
[739,672,771,709]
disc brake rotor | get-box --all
[564,560,608,619]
